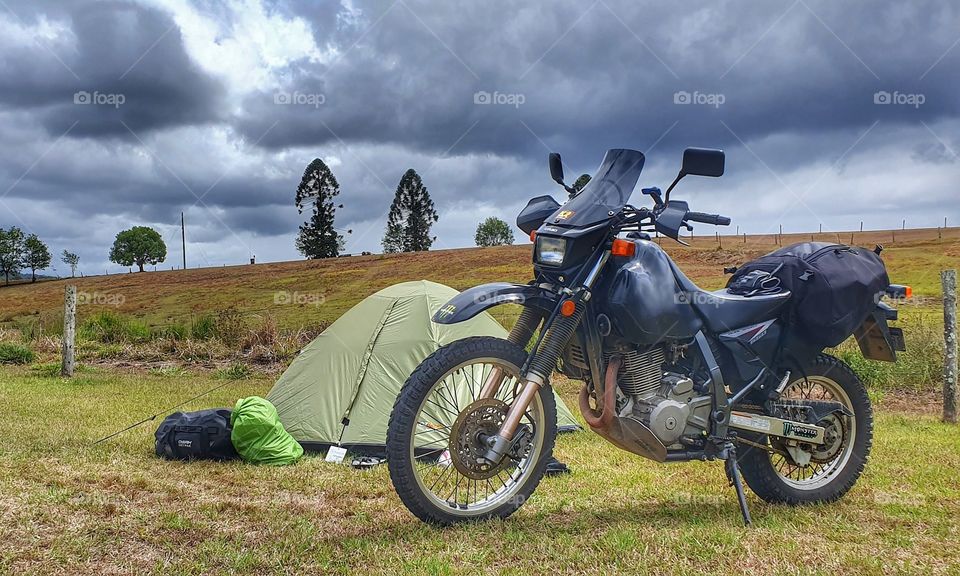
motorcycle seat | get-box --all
[667,260,792,333]
[693,288,792,333]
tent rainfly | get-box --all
[267,281,580,455]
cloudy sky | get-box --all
[0,0,957,275]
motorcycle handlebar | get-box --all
[685,211,731,226]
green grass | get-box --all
[0,342,35,364]
[0,366,957,575]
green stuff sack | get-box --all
[230,397,304,466]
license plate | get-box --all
[888,327,906,351]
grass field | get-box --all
[1,367,958,575]
[2,228,959,574]
[2,227,958,332]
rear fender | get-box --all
[433,282,558,324]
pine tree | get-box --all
[382,169,439,253]
[295,158,343,259]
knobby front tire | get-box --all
[387,336,557,525]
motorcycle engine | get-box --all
[608,348,705,446]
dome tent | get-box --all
[267,281,580,455]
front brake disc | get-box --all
[448,398,510,480]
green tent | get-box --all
[267,280,580,455]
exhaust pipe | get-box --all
[578,355,667,462]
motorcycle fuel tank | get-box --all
[603,240,703,345]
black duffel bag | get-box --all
[727,242,889,348]
[155,408,239,461]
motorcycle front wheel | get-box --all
[386,336,557,525]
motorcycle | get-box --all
[386,147,908,525]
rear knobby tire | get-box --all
[387,336,557,525]
[737,353,873,505]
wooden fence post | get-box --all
[944,270,958,424]
[62,285,76,377]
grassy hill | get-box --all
[1,228,958,574]
[2,227,958,333]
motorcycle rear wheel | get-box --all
[387,336,557,525]
[737,353,873,505]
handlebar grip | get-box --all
[686,211,731,226]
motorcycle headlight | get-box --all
[535,236,567,266]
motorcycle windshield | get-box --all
[548,148,646,227]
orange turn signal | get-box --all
[560,300,576,317]
[905,286,913,298]
[530,230,537,242]
[611,238,636,258]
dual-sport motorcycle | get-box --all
[386,147,908,525]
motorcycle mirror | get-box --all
[681,147,725,177]
[664,147,725,204]
[548,153,565,185]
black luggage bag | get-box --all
[727,242,889,348]
[155,408,239,461]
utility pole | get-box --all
[181,212,187,270]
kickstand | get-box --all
[724,443,752,527]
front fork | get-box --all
[479,252,608,464]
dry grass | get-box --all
[2,228,957,333]
[0,367,957,575]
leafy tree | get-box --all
[475,217,514,247]
[572,173,591,195]
[109,226,166,272]
[0,227,25,285]
[62,250,80,278]
[294,158,344,259]
[22,234,51,282]
[382,169,439,253]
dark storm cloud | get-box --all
[238,0,960,166]
[0,0,225,137]
[0,0,958,274]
